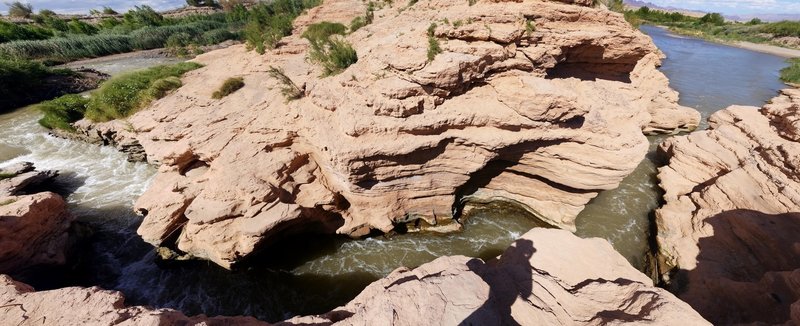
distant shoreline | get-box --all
[651,25,800,58]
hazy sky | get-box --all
[636,0,800,15]
[2,0,187,14]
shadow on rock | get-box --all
[673,209,800,324]
[460,239,535,326]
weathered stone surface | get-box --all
[0,275,265,325]
[284,228,709,325]
[105,0,698,268]
[53,119,146,162]
[0,229,709,325]
[0,163,70,274]
[655,88,800,324]
[0,162,58,197]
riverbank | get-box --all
[656,25,800,58]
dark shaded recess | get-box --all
[546,44,638,83]
[666,210,800,325]
[0,69,108,113]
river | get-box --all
[0,26,791,321]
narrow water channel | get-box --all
[574,25,789,270]
[0,26,791,321]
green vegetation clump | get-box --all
[37,94,89,131]
[212,77,245,99]
[303,22,358,76]
[7,1,33,18]
[780,58,800,84]
[761,21,800,38]
[0,34,134,62]
[242,0,322,54]
[0,20,53,43]
[146,76,183,99]
[426,23,441,61]
[86,62,202,121]
[0,173,17,180]
[267,66,303,101]
[0,58,63,111]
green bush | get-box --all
[427,23,441,61]
[243,0,321,54]
[780,58,800,84]
[37,94,89,131]
[0,20,53,43]
[761,21,800,38]
[212,77,245,99]
[201,28,238,44]
[304,22,357,76]
[67,20,98,35]
[130,20,221,50]
[7,1,33,18]
[350,16,367,32]
[86,62,202,121]
[0,58,54,111]
[145,76,183,99]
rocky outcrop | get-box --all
[0,275,265,325]
[0,229,709,325]
[286,228,709,325]
[104,0,700,268]
[0,163,72,274]
[655,89,800,324]
[53,119,147,162]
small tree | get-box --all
[699,13,725,26]
[6,1,33,18]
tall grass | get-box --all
[37,94,89,131]
[761,21,800,38]
[0,34,134,62]
[86,62,202,121]
[0,58,67,111]
[303,22,357,76]
[129,20,223,49]
[780,58,800,84]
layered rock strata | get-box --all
[0,229,710,325]
[655,88,800,324]
[94,0,700,267]
[0,162,72,273]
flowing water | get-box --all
[574,25,789,270]
[0,26,791,321]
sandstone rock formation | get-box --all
[0,229,709,325]
[0,275,265,325]
[0,162,71,273]
[286,228,709,325]
[92,0,700,268]
[655,88,800,324]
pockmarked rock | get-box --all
[655,88,800,324]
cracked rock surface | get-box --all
[92,0,699,268]
[655,88,800,324]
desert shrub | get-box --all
[427,22,441,61]
[212,77,244,99]
[699,13,725,26]
[165,32,194,56]
[86,62,202,121]
[36,94,89,131]
[761,21,800,38]
[201,28,238,44]
[123,5,164,29]
[129,20,221,49]
[267,66,302,101]
[304,21,357,75]
[350,16,367,32]
[6,1,33,18]
[102,6,118,15]
[243,0,320,53]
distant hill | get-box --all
[623,0,706,18]
[623,0,800,22]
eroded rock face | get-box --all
[0,275,265,325]
[0,163,71,274]
[284,228,709,325]
[655,89,800,324]
[0,229,709,325]
[120,0,697,267]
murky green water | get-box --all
[0,26,791,321]
[574,25,788,270]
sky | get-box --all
[632,0,800,15]
[1,0,188,15]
